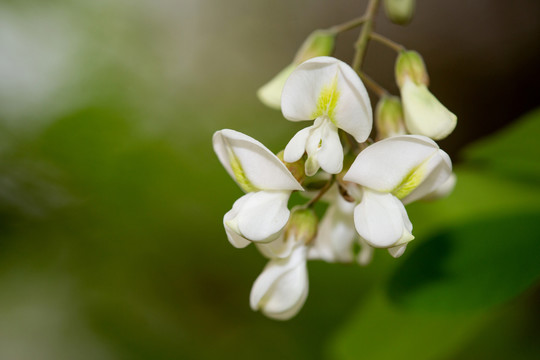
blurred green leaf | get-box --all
[463,108,540,185]
[329,109,540,359]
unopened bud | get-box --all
[293,30,336,64]
[277,150,305,183]
[375,96,406,139]
[286,208,318,245]
[384,0,415,25]
[395,50,429,88]
[257,30,336,110]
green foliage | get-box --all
[329,108,540,359]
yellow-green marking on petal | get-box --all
[391,160,429,199]
[311,74,340,123]
[228,148,259,193]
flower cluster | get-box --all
[213,55,456,320]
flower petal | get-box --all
[237,191,291,242]
[257,64,296,110]
[213,129,303,192]
[281,57,372,143]
[344,135,443,196]
[317,122,343,174]
[420,172,457,202]
[353,189,414,248]
[308,189,356,263]
[250,246,308,321]
[284,126,311,163]
[401,79,457,140]
[223,193,252,248]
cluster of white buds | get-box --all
[213,51,456,320]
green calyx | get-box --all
[395,50,429,88]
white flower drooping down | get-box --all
[344,135,452,257]
[250,245,308,321]
[213,129,303,248]
[281,56,372,176]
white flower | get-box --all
[213,129,303,248]
[250,245,308,321]
[344,135,452,255]
[281,56,372,176]
[401,78,457,140]
[307,185,356,263]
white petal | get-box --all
[388,244,407,258]
[237,191,291,242]
[308,191,356,263]
[344,135,441,196]
[316,122,343,174]
[332,62,372,142]
[223,194,252,248]
[281,57,372,143]
[420,172,457,202]
[213,129,303,192]
[250,246,308,320]
[353,189,414,248]
[401,79,457,140]
[257,64,296,110]
[284,126,311,163]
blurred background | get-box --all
[0,0,539,359]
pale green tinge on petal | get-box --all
[257,64,296,110]
[250,246,308,321]
[401,79,457,140]
[388,243,408,258]
[223,194,253,248]
[305,154,320,176]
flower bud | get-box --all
[257,30,336,110]
[286,208,318,246]
[375,95,406,139]
[277,150,305,184]
[293,30,336,64]
[395,50,429,88]
[384,0,415,25]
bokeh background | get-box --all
[1,0,539,359]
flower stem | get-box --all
[306,177,335,208]
[359,72,389,97]
[329,15,368,34]
[352,0,381,73]
[370,32,405,52]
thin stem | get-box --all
[306,177,335,208]
[370,32,405,52]
[359,72,389,98]
[352,0,381,72]
[329,15,368,34]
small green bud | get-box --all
[383,0,415,25]
[293,30,336,65]
[375,95,407,139]
[277,150,305,183]
[286,208,318,245]
[395,50,429,88]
